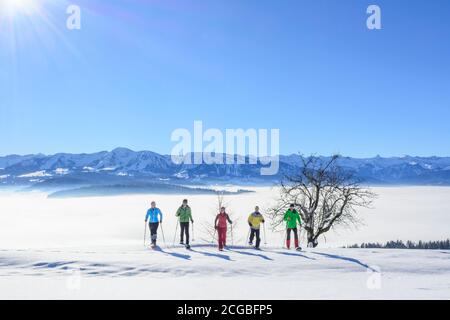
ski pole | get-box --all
[160,222,167,248]
[191,222,195,242]
[172,221,179,248]
[144,221,147,247]
[245,229,250,245]
[211,227,216,244]
[281,229,287,248]
[263,223,267,246]
[231,223,234,246]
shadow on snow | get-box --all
[311,252,378,272]
[229,249,273,261]
[189,248,232,261]
[152,247,191,260]
[274,251,316,260]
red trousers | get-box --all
[217,227,227,250]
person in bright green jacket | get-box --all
[284,204,301,250]
[176,199,194,248]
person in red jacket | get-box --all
[215,207,233,251]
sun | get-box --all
[5,0,33,7]
[1,0,39,15]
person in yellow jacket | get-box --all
[248,206,265,249]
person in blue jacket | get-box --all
[145,201,163,247]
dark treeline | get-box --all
[346,239,450,250]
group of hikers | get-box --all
[145,199,302,251]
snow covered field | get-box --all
[0,187,449,299]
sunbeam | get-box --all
[0,0,80,100]
[0,0,41,16]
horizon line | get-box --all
[0,147,449,160]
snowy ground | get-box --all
[0,187,449,299]
[1,245,449,299]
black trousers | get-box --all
[286,227,298,240]
[149,222,159,244]
[249,228,261,248]
[180,222,190,244]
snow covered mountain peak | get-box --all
[1,148,450,186]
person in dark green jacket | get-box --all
[284,204,301,250]
[176,199,194,249]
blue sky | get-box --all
[1,0,449,157]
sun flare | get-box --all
[1,0,39,16]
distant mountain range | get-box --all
[1,148,450,197]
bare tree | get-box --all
[201,191,240,245]
[269,154,376,248]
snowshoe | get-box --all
[295,247,302,252]
[179,241,184,245]
[185,244,191,250]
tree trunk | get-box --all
[307,231,318,248]
[306,215,318,247]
